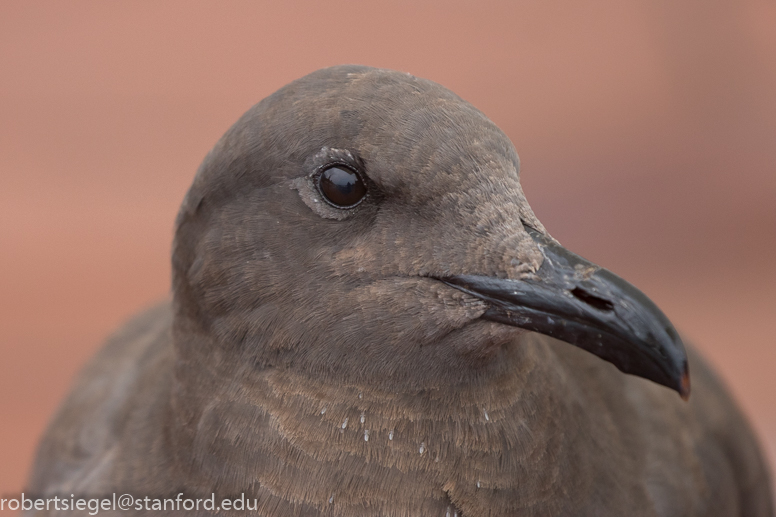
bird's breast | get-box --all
[181,334,654,515]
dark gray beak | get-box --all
[439,227,690,399]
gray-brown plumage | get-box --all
[26,65,773,516]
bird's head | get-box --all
[172,65,688,399]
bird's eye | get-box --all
[317,165,367,208]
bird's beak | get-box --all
[438,227,690,399]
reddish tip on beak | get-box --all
[680,367,691,401]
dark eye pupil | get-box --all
[318,166,367,208]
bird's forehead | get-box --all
[278,66,522,193]
[189,66,523,211]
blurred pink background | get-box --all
[2,0,774,500]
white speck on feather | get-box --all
[476,481,481,488]
[364,430,369,441]
[320,408,326,415]
[358,392,363,399]
[341,417,348,429]
[328,495,334,504]
[484,409,489,421]
[360,412,365,424]
[419,442,426,454]
[389,430,394,441]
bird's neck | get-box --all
[165,329,617,512]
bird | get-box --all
[25,65,773,516]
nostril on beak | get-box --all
[570,287,615,312]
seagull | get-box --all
[26,65,773,516]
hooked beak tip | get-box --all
[679,366,691,401]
